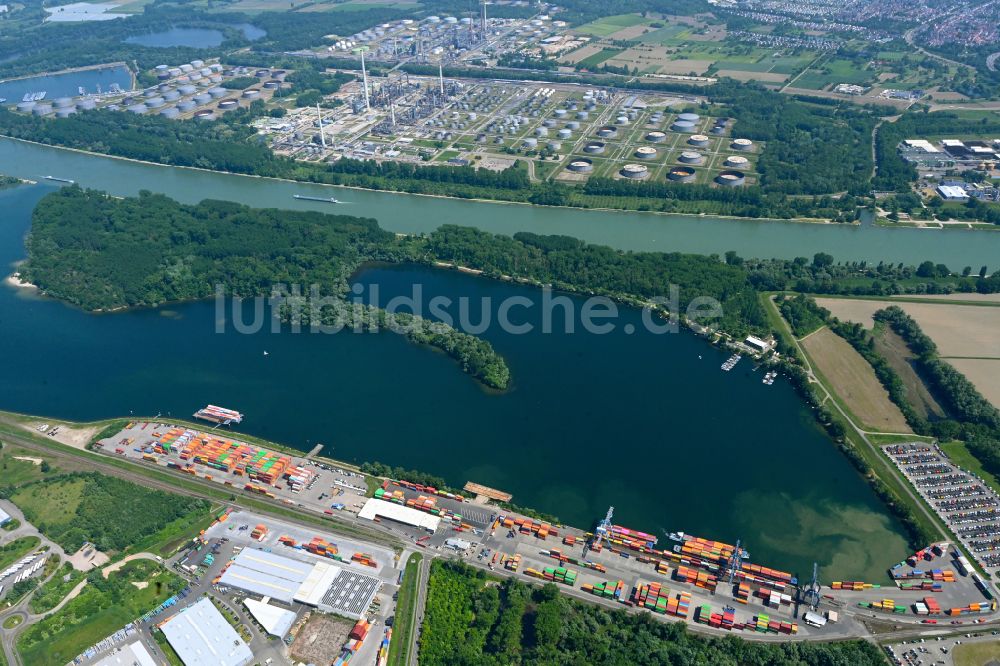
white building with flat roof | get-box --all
[937,185,968,201]
[160,598,253,666]
[92,642,157,666]
[243,598,296,637]
[358,498,441,532]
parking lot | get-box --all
[886,443,1000,575]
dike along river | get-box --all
[2,137,1000,266]
[2,182,910,581]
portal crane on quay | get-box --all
[584,506,614,557]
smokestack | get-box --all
[439,62,444,96]
[361,50,370,110]
[317,103,326,147]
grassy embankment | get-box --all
[17,560,182,666]
[387,552,423,666]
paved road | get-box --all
[0,504,72,666]
[407,553,431,666]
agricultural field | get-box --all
[815,297,1000,409]
[574,13,648,38]
[17,560,183,666]
[9,472,210,554]
[800,327,912,432]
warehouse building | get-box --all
[937,184,969,201]
[243,598,296,638]
[92,642,157,666]
[160,598,253,666]
[218,548,312,604]
[358,498,441,532]
[219,548,381,619]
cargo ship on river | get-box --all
[193,404,244,425]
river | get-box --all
[1,138,999,267]
[0,181,909,581]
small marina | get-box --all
[721,353,742,371]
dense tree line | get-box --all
[23,188,510,388]
[331,158,532,190]
[421,559,890,665]
[11,472,208,553]
[873,307,1000,477]
[778,293,829,336]
[426,225,768,336]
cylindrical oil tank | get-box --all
[576,111,589,120]
[177,100,196,112]
[199,67,212,77]
[688,134,709,147]
[163,89,180,101]
[178,85,198,96]
[155,64,168,72]
[144,89,159,98]
[547,141,561,151]
[615,115,629,125]
[583,141,605,154]
[126,104,146,114]
[596,126,617,138]
[16,101,36,113]
[567,159,593,173]
[731,138,754,151]
[566,121,580,130]
[55,107,76,118]
[678,151,704,165]
[242,89,260,99]
[188,73,203,82]
[677,112,699,122]
[209,74,223,83]
[193,109,215,121]
[32,104,53,116]
[159,106,180,119]
[620,163,649,179]
[190,59,205,68]
[76,99,97,111]
[145,96,165,108]
[262,80,280,90]
[218,99,239,110]
[634,146,657,160]
[724,155,750,169]
[522,137,538,148]
[53,97,74,108]
[671,120,695,132]
[542,119,557,128]
[179,64,194,73]
[668,166,696,183]
[193,93,212,105]
[553,109,567,118]
[710,126,725,135]
[535,127,548,137]
[210,64,224,73]
[208,87,227,99]
[716,169,746,186]
[272,70,287,80]
[157,83,171,92]
[557,128,572,139]
[157,72,171,81]
[168,68,182,77]
[645,131,666,143]
[255,69,269,78]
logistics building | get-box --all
[358,498,441,532]
[92,642,157,666]
[243,598,296,637]
[218,548,381,618]
[160,598,253,666]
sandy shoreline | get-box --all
[5,273,38,290]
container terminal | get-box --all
[94,421,998,645]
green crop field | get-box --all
[18,560,183,666]
[576,48,623,68]
[575,13,647,37]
